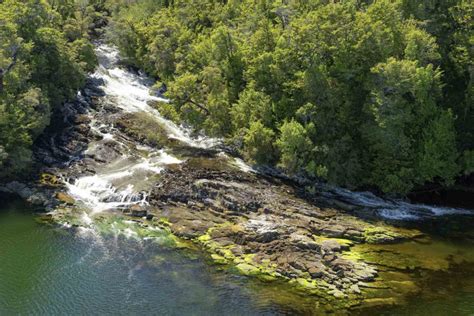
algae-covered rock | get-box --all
[211,254,228,264]
[236,263,260,275]
[314,236,354,252]
[40,173,62,187]
[362,297,398,308]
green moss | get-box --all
[211,254,228,264]
[236,263,261,275]
[217,247,235,260]
[158,217,171,226]
[314,235,354,247]
[292,277,317,289]
[361,297,399,308]
[39,173,62,187]
[116,112,181,148]
[197,233,211,242]
[363,227,403,244]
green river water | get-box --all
[0,200,296,315]
[1,200,474,315]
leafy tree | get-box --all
[231,87,273,132]
[243,121,275,165]
[364,58,458,193]
[276,120,312,174]
[0,0,98,178]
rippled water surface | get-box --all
[0,201,302,315]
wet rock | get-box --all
[353,267,377,282]
[236,263,260,276]
[129,205,148,217]
[349,284,361,294]
[245,218,281,243]
[211,254,227,265]
[56,192,75,205]
[362,298,398,308]
[84,87,105,97]
[328,289,345,298]
[321,239,343,253]
[331,200,357,211]
[3,181,52,207]
[74,114,91,125]
[307,262,325,278]
[144,163,424,302]
[320,225,346,238]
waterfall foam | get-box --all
[93,45,219,149]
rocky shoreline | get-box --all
[2,45,474,313]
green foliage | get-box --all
[231,87,273,132]
[105,0,472,194]
[276,120,312,174]
[364,58,458,193]
[460,150,474,176]
[243,121,275,165]
[0,0,98,178]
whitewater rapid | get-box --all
[94,45,218,149]
[66,44,218,213]
[321,185,472,220]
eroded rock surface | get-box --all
[146,164,422,302]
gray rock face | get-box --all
[2,181,52,207]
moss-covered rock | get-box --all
[39,173,62,187]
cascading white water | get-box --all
[66,148,182,213]
[93,45,219,149]
[65,44,207,214]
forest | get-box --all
[1,0,473,195]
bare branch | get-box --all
[187,98,210,115]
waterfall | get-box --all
[65,44,204,214]
[322,185,472,220]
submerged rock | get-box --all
[129,205,148,218]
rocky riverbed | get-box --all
[2,44,474,313]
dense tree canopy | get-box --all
[106,0,473,194]
[0,0,99,177]
[1,0,472,195]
